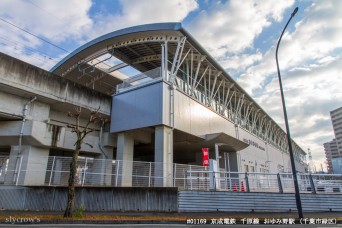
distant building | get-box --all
[325,106,342,173]
[331,157,342,174]
[324,139,339,173]
[331,107,342,155]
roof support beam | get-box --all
[204,70,208,105]
[251,109,260,132]
[170,37,186,84]
[194,65,209,91]
[131,54,162,64]
[209,72,221,104]
[106,62,128,73]
[80,49,114,70]
[164,40,168,81]
[234,94,245,124]
[191,55,206,95]
[212,78,224,101]
[223,83,235,109]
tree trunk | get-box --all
[64,143,81,217]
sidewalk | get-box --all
[0,210,341,224]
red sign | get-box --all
[202,148,209,166]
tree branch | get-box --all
[83,142,93,148]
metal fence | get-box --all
[186,169,342,194]
[0,156,206,188]
[0,156,341,194]
[116,67,162,92]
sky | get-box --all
[0,0,341,171]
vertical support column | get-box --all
[209,159,219,190]
[90,147,113,186]
[154,126,173,187]
[82,157,88,186]
[164,40,169,81]
[22,146,49,185]
[5,145,49,185]
[116,132,134,186]
[234,123,240,139]
[4,146,19,185]
[54,158,63,185]
[277,173,284,193]
[48,156,56,186]
[245,172,250,192]
[161,43,165,80]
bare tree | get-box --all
[64,106,107,218]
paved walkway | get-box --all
[0,210,341,227]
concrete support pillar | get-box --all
[53,158,62,185]
[116,132,134,186]
[154,126,173,187]
[5,145,49,185]
[4,146,19,185]
[220,151,239,173]
[90,147,113,186]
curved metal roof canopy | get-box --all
[52,23,187,95]
[51,23,245,96]
[51,22,306,160]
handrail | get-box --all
[0,155,341,194]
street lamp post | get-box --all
[275,7,303,219]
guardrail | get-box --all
[0,156,206,188]
[186,170,342,194]
[0,155,341,194]
[116,67,162,92]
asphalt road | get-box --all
[1,224,342,228]
[1,211,341,227]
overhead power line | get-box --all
[26,0,63,21]
[0,34,55,58]
[0,14,114,73]
[0,43,57,67]
[0,16,70,53]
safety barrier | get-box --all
[0,155,341,194]
[186,170,342,194]
[0,155,205,188]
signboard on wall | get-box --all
[202,148,209,166]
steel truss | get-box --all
[161,36,306,164]
[58,32,306,164]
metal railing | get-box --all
[186,170,342,194]
[0,155,341,194]
[116,67,162,92]
[0,156,206,188]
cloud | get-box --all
[119,0,198,23]
[87,0,199,39]
[219,52,263,73]
[233,1,342,170]
[254,55,342,169]
[239,0,342,94]
[0,23,58,69]
[0,0,198,70]
[0,0,93,69]
[187,0,294,58]
[185,0,340,170]
[0,0,340,172]
[0,0,93,43]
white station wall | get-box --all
[111,80,305,173]
[173,88,236,136]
